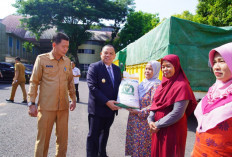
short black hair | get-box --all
[102,44,115,51]
[52,32,69,44]
[15,56,20,61]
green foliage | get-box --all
[87,0,135,41]
[173,10,195,21]
[22,41,34,53]
[112,11,159,51]
[196,0,232,26]
[13,0,134,64]
[171,1,232,27]
[90,25,102,30]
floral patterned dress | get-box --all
[125,83,159,157]
[192,117,232,156]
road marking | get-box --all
[0,113,7,116]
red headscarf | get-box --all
[150,54,197,117]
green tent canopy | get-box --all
[122,16,232,91]
[114,47,127,73]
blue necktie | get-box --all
[107,66,114,87]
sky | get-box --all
[0,0,198,20]
[134,0,198,19]
[0,0,17,19]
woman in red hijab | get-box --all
[148,54,197,157]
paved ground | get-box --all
[0,80,197,157]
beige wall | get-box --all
[0,23,7,61]
[78,44,102,64]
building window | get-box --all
[17,40,20,50]
[23,47,25,58]
[16,39,20,56]
[80,64,90,71]
[80,64,90,78]
[8,36,13,55]
[9,36,13,47]
[78,49,95,54]
[34,48,39,55]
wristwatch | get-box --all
[28,102,35,107]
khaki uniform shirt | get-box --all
[28,52,76,111]
[15,62,26,82]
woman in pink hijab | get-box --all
[192,42,232,156]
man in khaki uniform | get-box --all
[6,57,27,103]
[28,32,76,157]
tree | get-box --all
[113,11,159,51]
[173,10,195,21]
[88,0,135,42]
[13,0,134,65]
[195,0,232,26]
[22,41,34,53]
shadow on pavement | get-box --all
[0,83,12,90]
[15,102,28,106]
[78,102,88,105]
[79,78,87,82]
[5,102,28,106]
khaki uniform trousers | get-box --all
[34,109,69,157]
[10,81,27,101]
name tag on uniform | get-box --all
[46,65,53,68]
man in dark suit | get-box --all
[86,45,122,157]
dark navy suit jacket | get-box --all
[87,60,121,117]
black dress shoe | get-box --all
[6,99,14,103]
[98,153,108,157]
[21,100,27,103]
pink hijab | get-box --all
[202,42,232,114]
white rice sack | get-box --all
[116,71,140,109]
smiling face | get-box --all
[100,46,116,65]
[162,60,175,78]
[213,52,232,82]
[144,63,154,79]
